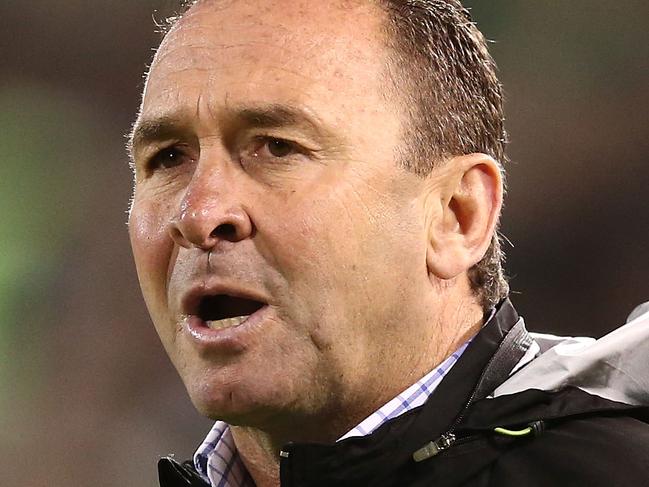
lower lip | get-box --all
[184,305,270,353]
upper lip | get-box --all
[180,282,270,317]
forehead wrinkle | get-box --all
[150,38,320,94]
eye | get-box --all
[266,138,294,157]
[253,137,299,159]
[148,146,189,170]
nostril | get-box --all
[211,223,237,240]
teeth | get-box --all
[205,315,250,330]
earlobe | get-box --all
[425,154,503,280]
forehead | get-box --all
[169,0,384,62]
[178,0,380,38]
[141,0,390,122]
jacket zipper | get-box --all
[412,343,509,463]
[412,432,457,462]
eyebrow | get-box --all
[128,115,187,159]
[128,104,331,158]
[235,104,321,133]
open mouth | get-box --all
[197,294,266,330]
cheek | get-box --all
[266,198,340,274]
[268,180,422,308]
[129,197,175,310]
[259,189,369,328]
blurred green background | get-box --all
[1,1,647,485]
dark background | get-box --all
[1,1,647,485]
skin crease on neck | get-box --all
[128,1,503,486]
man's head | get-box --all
[165,0,509,308]
[128,0,506,438]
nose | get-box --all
[168,170,253,250]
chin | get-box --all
[184,372,282,426]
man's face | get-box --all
[129,0,436,430]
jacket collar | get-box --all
[279,298,530,486]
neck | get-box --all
[230,427,281,487]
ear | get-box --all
[425,153,503,280]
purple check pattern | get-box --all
[192,340,471,487]
[339,340,470,440]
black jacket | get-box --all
[159,300,649,486]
